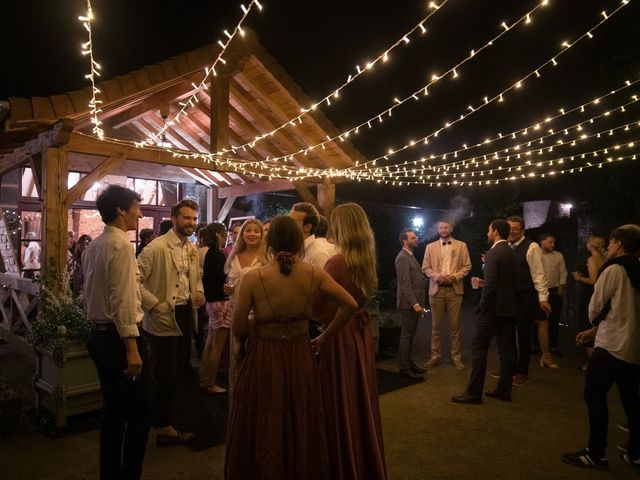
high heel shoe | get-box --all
[540,352,559,369]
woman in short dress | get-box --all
[200,222,230,394]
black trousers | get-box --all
[547,287,563,350]
[515,291,537,375]
[397,309,421,371]
[147,304,192,428]
[466,314,516,397]
[87,330,150,480]
[585,347,640,459]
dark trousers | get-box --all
[547,287,563,350]
[585,347,640,459]
[466,314,516,397]
[147,304,192,428]
[397,309,422,371]
[515,291,537,375]
[87,330,150,480]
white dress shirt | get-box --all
[512,237,549,302]
[83,226,143,338]
[166,229,191,305]
[541,250,567,288]
[440,241,452,275]
[303,235,332,269]
[590,264,640,364]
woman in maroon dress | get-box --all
[313,202,387,480]
[225,215,357,480]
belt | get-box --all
[174,302,192,310]
[92,323,117,331]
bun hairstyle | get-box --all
[266,216,304,275]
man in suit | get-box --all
[422,220,472,369]
[396,228,427,379]
[138,199,205,446]
[452,219,517,404]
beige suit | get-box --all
[422,238,471,362]
[138,229,204,337]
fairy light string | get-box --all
[80,0,104,139]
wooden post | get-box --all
[209,186,220,222]
[42,147,69,275]
[210,75,230,154]
[317,180,335,216]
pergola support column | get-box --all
[42,147,69,274]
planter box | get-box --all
[34,343,103,428]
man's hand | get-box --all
[576,327,597,346]
[539,301,552,316]
[413,304,424,313]
[557,285,565,297]
[191,291,205,308]
[447,274,457,284]
[437,274,450,284]
[123,337,142,378]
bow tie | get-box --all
[442,241,451,246]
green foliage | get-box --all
[28,262,90,364]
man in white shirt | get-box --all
[83,185,147,480]
[314,215,337,262]
[138,199,205,447]
[563,224,640,471]
[505,216,551,387]
[289,202,331,268]
[539,233,567,358]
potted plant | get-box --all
[28,262,102,428]
[0,367,23,436]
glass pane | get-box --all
[158,181,178,206]
[134,179,158,205]
[83,175,129,201]
[21,168,38,197]
[21,211,42,275]
[68,172,81,189]
[68,209,104,243]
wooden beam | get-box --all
[42,147,69,273]
[317,180,336,216]
[65,156,123,204]
[218,178,294,198]
[217,196,237,223]
[292,181,319,209]
[211,75,230,152]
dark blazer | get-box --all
[477,241,517,317]
[395,249,426,309]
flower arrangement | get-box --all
[28,261,90,365]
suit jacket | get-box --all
[395,249,426,309]
[422,238,472,296]
[138,229,204,336]
[477,241,517,317]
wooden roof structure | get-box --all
[0,28,366,273]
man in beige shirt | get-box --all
[422,221,471,369]
[138,199,205,446]
[83,185,147,479]
[539,233,567,357]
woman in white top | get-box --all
[224,218,266,398]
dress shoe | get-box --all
[512,373,530,387]
[425,357,440,367]
[399,369,425,380]
[488,369,501,379]
[451,393,482,404]
[485,390,512,402]
[539,352,559,368]
[451,358,466,370]
[411,365,427,374]
[156,431,195,447]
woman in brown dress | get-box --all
[225,215,357,480]
[313,203,387,480]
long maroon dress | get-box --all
[313,254,387,480]
[225,270,329,480]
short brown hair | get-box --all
[506,215,525,229]
[292,202,319,234]
[171,199,199,218]
[398,228,414,245]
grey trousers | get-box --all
[398,309,422,371]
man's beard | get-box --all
[175,223,193,237]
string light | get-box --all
[135,0,262,148]
[215,0,451,155]
[79,0,103,139]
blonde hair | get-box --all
[587,235,607,257]
[225,218,266,272]
[331,203,378,296]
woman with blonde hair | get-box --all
[313,203,387,480]
[572,235,607,367]
[224,218,266,398]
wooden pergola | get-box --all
[2,28,366,273]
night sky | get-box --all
[3,0,640,207]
